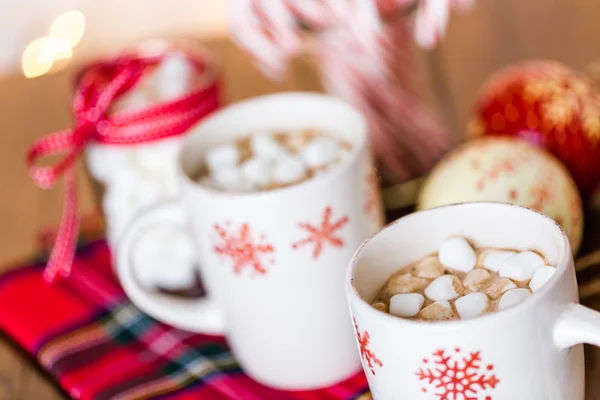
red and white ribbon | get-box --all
[27,53,220,282]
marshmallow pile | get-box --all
[199,131,350,192]
[86,55,200,291]
[372,237,557,321]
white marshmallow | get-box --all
[481,250,518,272]
[240,157,272,187]
[529,266,557,292]
[300,137,340,168]
[272,155,307,185]
[133,179,163,209]
[383,273,430,300]
[134,139,182,173]
[463,269,492,292]
[153,55,194,101]
[132,226,197,290]
[198,176,220,189]
[205,144,240,172]
[250,134,288,160]
[483,278,517,299]
[455,293,490,319]
[498,288,531,311]
[438,237,476,273]
[424,275,463,301]
[212,166,253,192]
[414,256,444,279]
[85,145,130,183]
[389,293,425,317]
[419,300,455,321]
[499,251,545,281]
[157,166,180,197]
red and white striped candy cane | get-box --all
[230,0,476,185]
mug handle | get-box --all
[554,303,600,348]
[116,201,225,335]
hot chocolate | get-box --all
[372,236,557,321]
[193,129,352,192]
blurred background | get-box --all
[3,0,600,267]
[2,0,600,398]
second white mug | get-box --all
[116,93,384,390]
[347,202,600,399]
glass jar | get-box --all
[84,38,220,249]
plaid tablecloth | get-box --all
[0,239,370,400]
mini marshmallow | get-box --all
[85,145,130,183]
[300,137,340,169]
[483,277,517,299]
[389,293,425,318]
[272,155,307,185]
[480,250,518,272]
[212,166,254,192]
[285,132,310,151]
[198,176,220,189]
[463,269,492,292]
[382,272,430,301]
[205,144,240,172]
[250,134,288,160]
[419,300,455,321]
[498,288,531,311]
[414,256,445,279]
[455,293,490,319]
[153,55,194,101]
[132,226,197,290]
[135,145,168,173]
[134,179,163,208]
[529,266,557,292]
[424,275,463,301]
[371,302,387,313]
[499,251,546,281]
[240,157,273,187]
[438,237,476,273]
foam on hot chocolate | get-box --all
[194,130,352,192]
[372,236,557,322]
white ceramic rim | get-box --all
[346,202,572,331]
[176,92,368,200]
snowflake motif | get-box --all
[213,222,274,276]
[416,348,500,400]
[291,206,349,259]
[354,319,382,375]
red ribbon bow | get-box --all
[27,52,220,282]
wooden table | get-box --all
[3,1,600,396]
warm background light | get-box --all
[21,37,55,78]
[21,10,85,78]
[49,10,86,47]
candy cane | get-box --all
[230,0,475,184]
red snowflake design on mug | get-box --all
[291,206,349,259]
[213,222,274,276]
[354,319,382,375]
[416,348,499,400]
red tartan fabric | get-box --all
[0,240,370,400]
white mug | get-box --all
[116,92,384,390]
[346,202,600,400]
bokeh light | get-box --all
[22,10,85,78]
[22,37,55,78]
[49,10,86,47]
